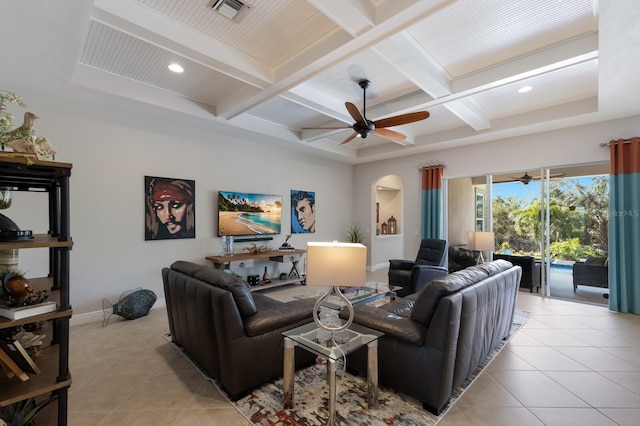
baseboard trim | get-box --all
[369,262,389,271]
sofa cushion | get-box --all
[170,261,257,318]
[475,259,512,276]
[194,269,257,318]
[352,304,426,345]
[244,298,315,336]
[410,265,490,326]
[170,260,205,276]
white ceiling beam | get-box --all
[444,98,491,131]
[72,63,217,119]
[306,0,375,37]
[218,0,452,119]
[91,0,272,88]
[453,33,599,94]
[394,37,598,115]
[374,31,451,98]
[374,31,492,132]
[217,29,353,119]
[301,128,352,142]
[284,84,352,123]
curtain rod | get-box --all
[600,137,639,147]
[417,162,446,171]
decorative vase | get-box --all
[221,236,234,257]
[262,266,271,284]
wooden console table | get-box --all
[206,249,306,291]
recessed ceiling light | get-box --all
[518,86,533,93]
[168,63,184,73]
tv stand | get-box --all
[206,249,306,291]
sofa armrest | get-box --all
[243,298,314,337]
[351,304,426,345]
[389,259,415,270]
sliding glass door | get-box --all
[491,165,609,304]
[446,164,609,305]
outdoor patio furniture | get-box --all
[493,253,541,292]
[573,257,609,291]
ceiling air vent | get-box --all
[211,0,249,21]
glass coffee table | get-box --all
[283,322,384,426]
[293,281,400,309]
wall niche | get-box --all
[376,175,402,236]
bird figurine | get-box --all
[3,111,38,142]
[2,111,57,159]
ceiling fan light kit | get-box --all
[302,79,430,145]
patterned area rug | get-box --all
[167,310,530,426]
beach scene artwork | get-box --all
[218,191,282,236]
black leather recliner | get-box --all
[388,238,449,297]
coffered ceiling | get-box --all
[3,0,640,164]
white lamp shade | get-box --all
[467,232,495,251]
[306,242,367,287]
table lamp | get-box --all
[467,231,495,264]
[306,241,367,340]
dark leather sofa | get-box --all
[388,238,449,297]
[344,260,521,415]
[493,253,540,292]
[162,261,316,399]
[448,246,477,272]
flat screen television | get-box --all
[217,191,282,237]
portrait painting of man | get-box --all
[291,190,315,233]
[145,176,195,240]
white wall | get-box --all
[354,115,639,261]
[6,88,353,317]
[447,178,475,246]
[8,82,640,320]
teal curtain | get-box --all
[609,137,640,313]
[421,165,444,239]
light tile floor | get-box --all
[62,276,640,425]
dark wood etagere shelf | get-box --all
[0,156,73,426]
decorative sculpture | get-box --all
[243,243,269,254]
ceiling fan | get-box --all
[507,171,565,185]
[302,79,430,145]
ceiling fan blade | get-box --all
[345,102,366,126]
[301,126,352,130]
[340,132,359,145]
[372,128,406,142]
[374,111,430,128]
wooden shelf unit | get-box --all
[0,158,73,426]
[206,249,306,291]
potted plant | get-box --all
[500,241,512,255]
[346,221,366,245]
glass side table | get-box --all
[283,322,384,426]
